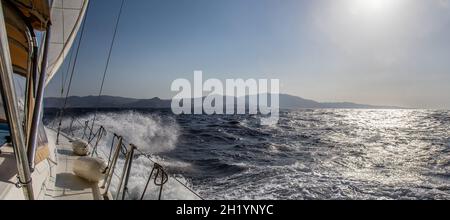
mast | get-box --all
[0,1,34,200]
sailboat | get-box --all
[0,0,201,200]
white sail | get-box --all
[45,0,89,86]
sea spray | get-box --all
[46,109,450,200]
[92,111,179,154]
[49,111,200,200]
[109,156,199,200]
[53,111,179,154]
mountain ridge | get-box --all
[44,94,404,109]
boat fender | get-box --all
[72,139,91,156]
[73,157,108,182]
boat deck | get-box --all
[0,129,104,200]
[45,129,103,200]
[0,144,17,199]
[47,130,103,200]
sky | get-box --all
[45,0,450,109]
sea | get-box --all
[33,108,450,200]
[0,123,9,146]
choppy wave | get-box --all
[45,109,450,200]
[47,110,198,200]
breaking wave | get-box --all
[45,109,450,200]
[48,110,200,200]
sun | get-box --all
[349,0,398,16]
[364,0,391,11]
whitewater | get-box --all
[44,109,450,200]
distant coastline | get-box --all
[44,94,405,110]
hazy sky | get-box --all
[45,0,450,109]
